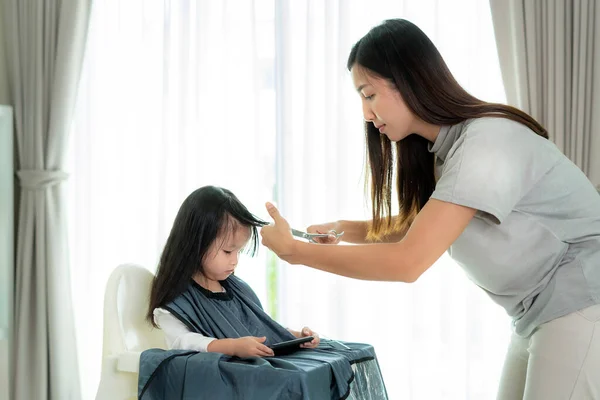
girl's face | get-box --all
[202,224,251,282]
[351,64,417,142]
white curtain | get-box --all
[3,0,92,399]
[70,1,510,399]
[489,0,600,186]
[68,1,276,398]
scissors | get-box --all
[291,228,344,243]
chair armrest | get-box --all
[116,351,142,373]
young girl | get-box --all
[141,185,387,400]
[147,185,319,358]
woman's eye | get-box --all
[362,93,374,100]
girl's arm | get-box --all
[261,199,476,282]
[154,308,274,357]
[153,308,215,351]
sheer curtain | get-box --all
[69,1,510,399]
[489,0,600,186]
[68,1,276,398]
[275,1,511,399]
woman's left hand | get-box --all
[299,327,320,348]
[260,203,297,262]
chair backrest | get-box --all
[101,264,166,358]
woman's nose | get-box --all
[362,102,375,122]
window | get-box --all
[68,1,510,398]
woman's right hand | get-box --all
[306,222,343,244]
[232,336,274,358]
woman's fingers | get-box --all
[265,202,289,228]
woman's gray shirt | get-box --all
[429,117,600,337]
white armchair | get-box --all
[95,264,166,400]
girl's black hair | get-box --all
[147,185,267,326]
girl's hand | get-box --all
[260,203,297,261]
[298,327,320,348]
[306,222,342,244]
[232,336,274,358]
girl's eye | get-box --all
[224,250,232,255]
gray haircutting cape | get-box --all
[138,275,388,399]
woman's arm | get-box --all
[316,218,406,244]
[261,199,476,282]
[311,219,369,244]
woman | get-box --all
[260,19,600,399]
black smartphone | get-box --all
[269,336,314,356]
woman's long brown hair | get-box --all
[347,19,548,240]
